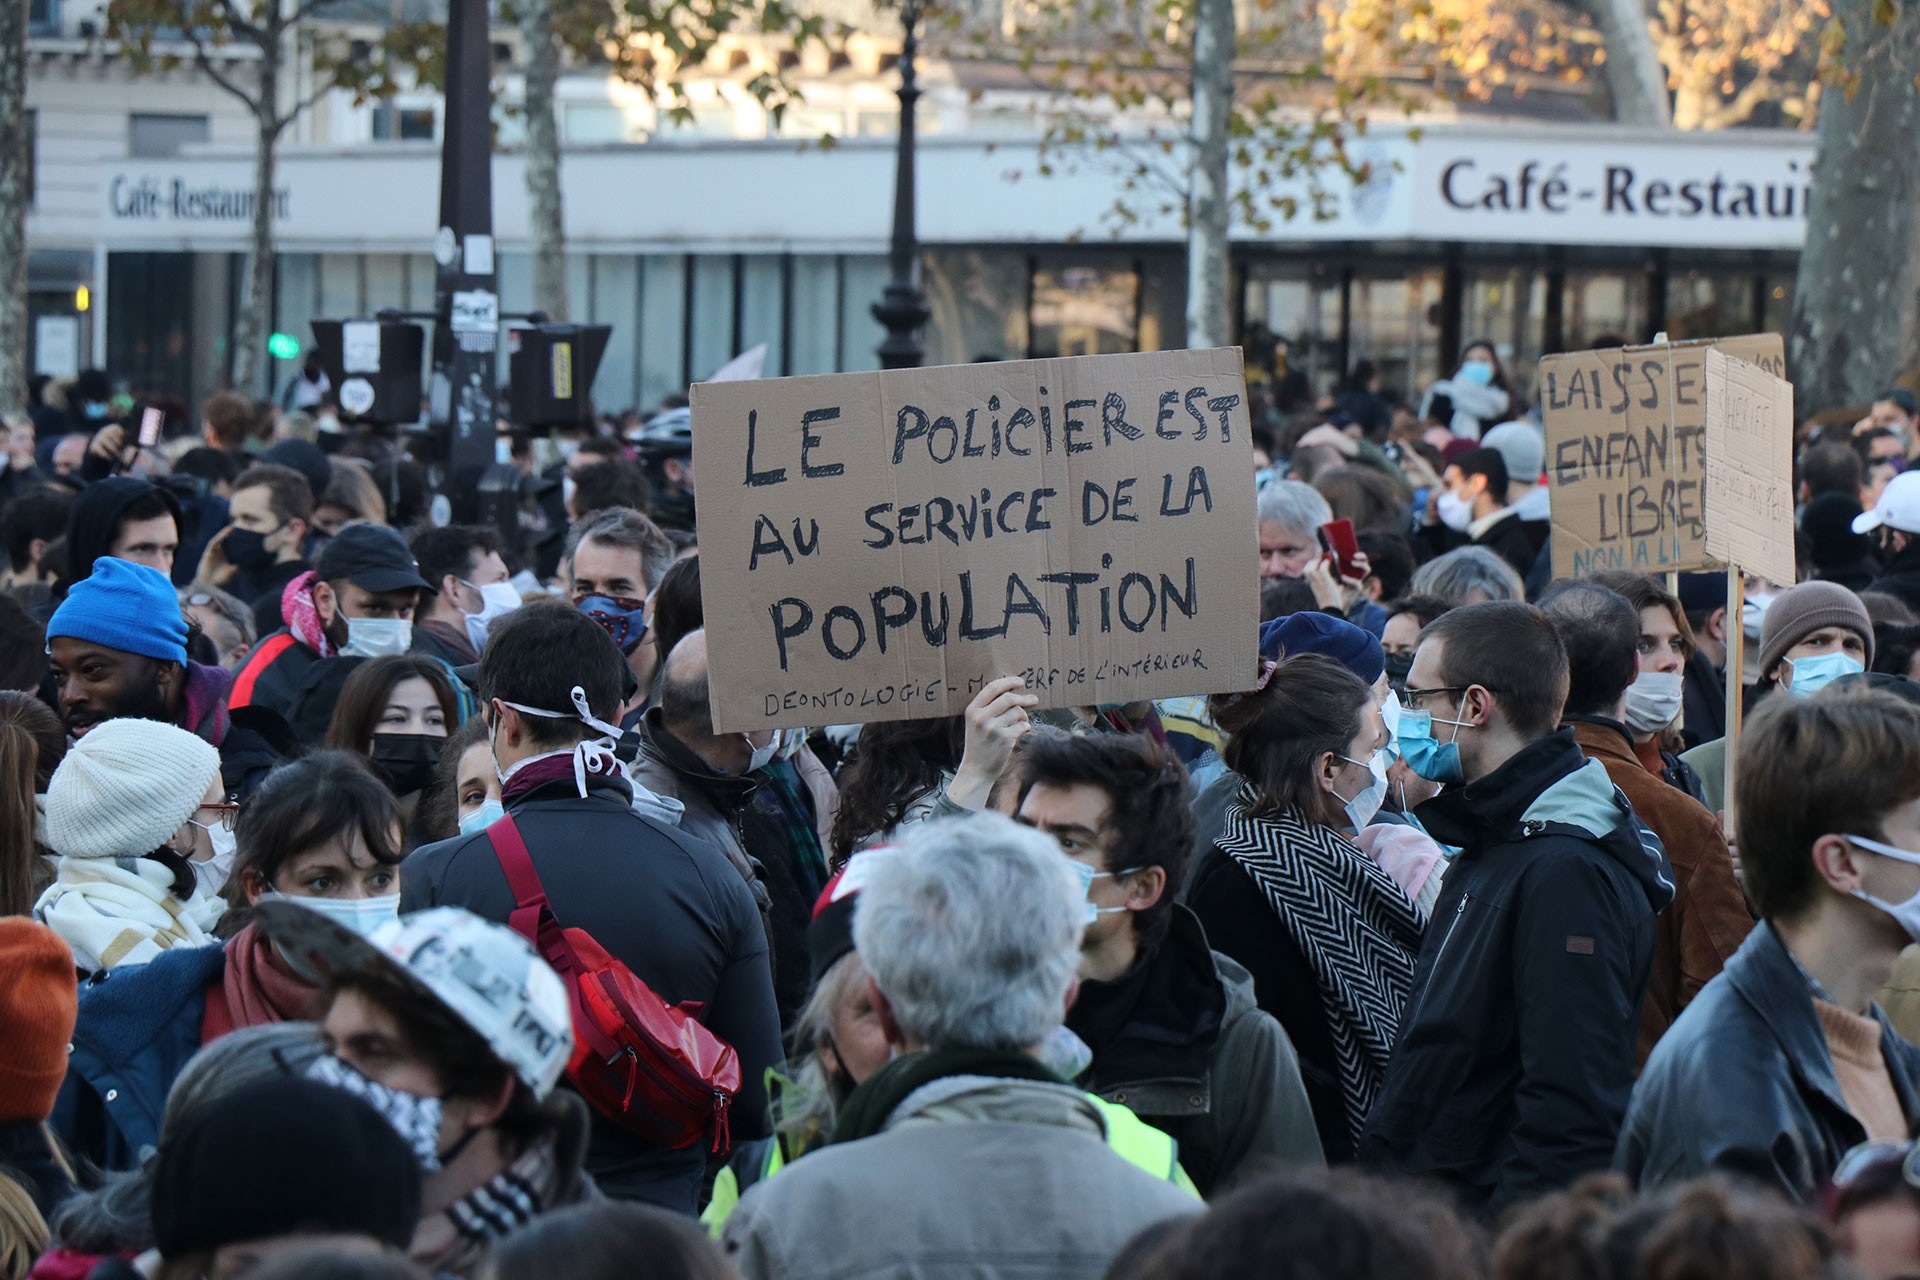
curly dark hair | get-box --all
[827,716,965,869]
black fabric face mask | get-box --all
[370,733,443,797]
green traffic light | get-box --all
[267,332,301,360]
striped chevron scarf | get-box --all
[1216,787,1424,1145]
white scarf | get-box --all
[35,856,222,972]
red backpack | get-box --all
[487,815,741,1153]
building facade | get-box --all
[25,11,1811,416]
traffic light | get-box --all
[309,319,427,426]
[507,324,611,434]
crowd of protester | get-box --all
[2,349,1920,1280]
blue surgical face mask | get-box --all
[1397,706,1469,786]
[260,890,400,938]
[1066,858,1144,926]
[459,798,505,836]
[1782,651,1865,698]
[1457,359,1496,387]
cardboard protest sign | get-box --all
[1702,350,1796,589]
[1540,333,1785,579]
[691,348,1258,733]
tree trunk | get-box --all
[521,0,569,321]
[232,104,277,395]
[0,0,28,413]
[1185,0,1232,348]
[1574,0,1670,126]
[1790,0,1920,411]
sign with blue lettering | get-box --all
[692,349,1258,732]
[1539,333,1785,580]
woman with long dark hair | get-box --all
[1187,654,1424,1162]
[827,716,965,869]
[324,655,462,821]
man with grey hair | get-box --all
[1409,544,1526,607]
[722,814,1200,1279]
[564,505,675,700]
[1257,478,1332,583]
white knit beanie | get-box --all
[44,718,222,859]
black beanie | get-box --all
[151,1077,422,1258]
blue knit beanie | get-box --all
[1258,611,1385,686]
[47,557,189,665]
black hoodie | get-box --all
[1358,729,1674,1218]
[62,476,182,590]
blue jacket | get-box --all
[51,943,227,1171]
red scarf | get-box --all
[201,922,325,1043]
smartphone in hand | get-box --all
[1318,518,1363,580]
[138,406,163,448]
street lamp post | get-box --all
[872,0,931,369]
[430,0,499,520]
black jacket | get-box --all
[1185,840,1356,1163]
[401,771,783,1212]
[1473,512,1539,580]
[1616,920,1920,1201]
[1357,730,1673,1217]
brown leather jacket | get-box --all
[1570,718,1754,1067]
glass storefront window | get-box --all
[1461,266,1547,400]
[1764,277,1793,342]
[921,248,1030,365]
[1031,262,1138,358]
[1564,271,1648,351]
[1350,271,1443,407]
[1241,263,1340,403]
[1665,270,1751,341]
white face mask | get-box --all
[344,617,413,658]
[1742,591,1776,642]
[1379,690,1403,762]
[743,733,778,774]
[1848,834,1920,944]
[460,579,521,653]
[262,889,401,938]
[1335,750,1391,831]
[1436,489,1475,532]
[188,819,239,896]
[1622,670,1685,737]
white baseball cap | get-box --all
[256,901,574,1099]
[1853,470,1920,535]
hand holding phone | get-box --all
[138,407,163,448]
[1318,519,1363,581]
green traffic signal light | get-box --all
[267,332,301,360]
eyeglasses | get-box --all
[195,802,242,833]
[1401,684,1468,708]
[184,591,250,636]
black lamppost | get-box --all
[872,0,931,369]
[430,0,499,520]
